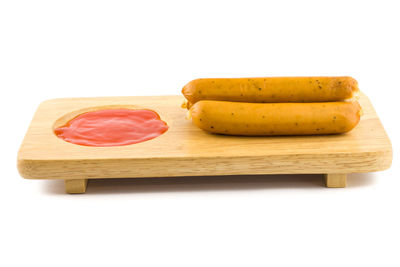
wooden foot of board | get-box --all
[65,179,88,194]
[324,173,347,188]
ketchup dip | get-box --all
[54,109,168,147]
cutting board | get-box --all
[17,93,392,193]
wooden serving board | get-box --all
[17,93,392,193]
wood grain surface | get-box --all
[17,93,392,184]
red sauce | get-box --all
[54,109,168,147]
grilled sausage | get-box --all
[182,77,359,106]
[189,100,361,136]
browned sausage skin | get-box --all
[189,100,361,136]
[182,77,359,106]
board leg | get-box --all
[324,174,346,188]
[65,179,88,194]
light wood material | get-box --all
[325,174,347,188]
[65,179,88,194]
[17,93,392,193]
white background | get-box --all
[0,1,399,266]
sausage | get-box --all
[181,100,193,109]
[182,77,359,106]
[189,100,361,136]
